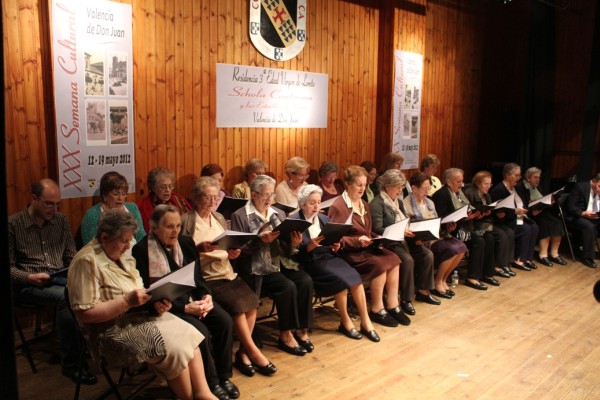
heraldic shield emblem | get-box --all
[249,0,307,62]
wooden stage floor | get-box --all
[15,256,600,399]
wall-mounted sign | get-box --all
[250,0,307,61]
[51,0,135,198]
[216,63,328,128]
[392,50,423,170]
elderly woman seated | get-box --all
[67,209,216,400]
[132,205,239,400]
[290,184,379,342]
[370,169,439,316]
[137,167,192,233]
[231,174,314,357]
[80,171,146,246]
[180,177,276,378]
[275,156,310,209]
[517,167,566,266]
[404,173,467,298]
[317,161,344,201]
[232,158,268,199]
[328,165,407,327]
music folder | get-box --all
[216,196,247,220]
[49,267,69,286]
[210,230,257,250]
[146,261,196,302]
[272,202,298,215]
[272,218,312,240]
[408,218,441,241]
[371,218,409,245]
[471,202,495,212]
[494,193,516,210]
[441,205,469,224]
[319,196,340,213]
[528,193,553,212]
[319,221,353,246]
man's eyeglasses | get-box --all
[254,192,276,200]
[36,196,61,209]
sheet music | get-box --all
[408,218,441,240]
[495,193,516,210]
[529,193,552,207]
[147,261,196,291]
[441,205,469,224]
[320,195,340,210]
[378,218,409,241]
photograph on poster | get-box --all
[412,87,420,109]
[411,115,419,138]
[85,100,107,144]
[84,50,105,96]
[109,100,128,145]
[405,84,412,108]
[403,114,410,138]
[108,52,128,96]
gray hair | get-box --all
[443,168,464,184]
[192,176,220,200]
[525,167,542,180]
[297,184,323,206]
[149,204,179,229]
[377,169,406,191]
[250,174,276,193]
[503,163,520,178]
[243,158,268,180]
[318,161,338,177]
[147,167,174,191]
[96,209,138,240]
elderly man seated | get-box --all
[566,173,600,268]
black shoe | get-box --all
[582,258,597,268]
[481,276,500,286]
[446,289,456,297]
[233,352,255,377]
[401,301,416,316]
[387,306,412,325]
[464,279,488,290]
[549,256,567,266]
[211,385,230,400]
[430,289,452,299]
[220,380,240,399]
[538,257,553,267]
[277,339,307,356]
[338,324,362,340]
[503,266,516,276]
[360,327,381,343]
[252,360,277,376]
[525,261,538,270]
[511,261,531,271]
[415,292,442,305]
[62,367,98,385]
[293,333,315,353]
[495,268,511,278]
[368,309,399,327]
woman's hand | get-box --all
[153,299,172,316]
[404,229,415,238]
[531,209,542,216]
[330,242,341,252]
[125,288,152,307]
[307,235,324,252]
[259,230,281,243]
[447,222,457,232]
[358,235,372,248]
[290,231,303,248]
[415,240,424,246]
[196,241,218,253]
[227,248,241,259]
[515,207,528,216]
[467,210,481,220]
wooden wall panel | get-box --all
[6,0,579,236]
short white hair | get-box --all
[297,184,323,206]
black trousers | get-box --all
[570,217,600,259]
[465,234,495,279]
[515,222,539,261]
[493,224,515,266]
[175,302,233,388]
[262,269,314,331]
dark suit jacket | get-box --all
[132,235,211,315]
[490,182,517,226]
[566,181,592,221]
[289,210,333,265]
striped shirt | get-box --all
[9,207,77,285]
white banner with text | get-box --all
[52,0,134,198]
[392,50,423,170]
[216,63,328,128]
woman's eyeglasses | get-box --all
[254,192,276,200]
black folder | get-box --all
[272,218,312,240]
[49,267,69,286]
[272,202,297,215]
[210,230,257,250]
[409,218,441,242]
[217,196,248,220]
[319,222,353,246]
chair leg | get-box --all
[558,203,576,261]
[100,361,124,400]
[14,313,37,373]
